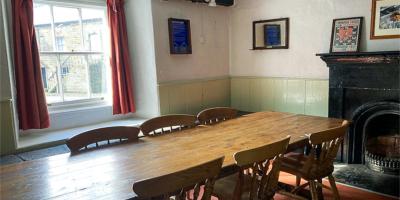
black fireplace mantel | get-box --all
[317,51,400,163]
[316,51,400,66]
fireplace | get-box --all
[355,101,400,174]
[317,51,400,175]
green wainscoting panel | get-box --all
[158,85,170,115]
[203,79,230,109]
[230,78,241,109]
[186,82,203,115]
[159,77,328,117]
[219,79,231,106]
[158,77,230,115]
[273,79,287,112]
[168,84,187,114]
[0,100,17,155]
[230,78,250,111]
[260,78,274,111]
[286,79,306,114]
[230,77,328,117]
[305,80,329,117]
[249,79,262,112]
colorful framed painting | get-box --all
[370,0,400,39]
[330,17,363,53]
[168,18,192,54]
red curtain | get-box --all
[107,0,136,114]
[12,0,50,130]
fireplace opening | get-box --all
[364,112,400,175]
[350,101,400,174]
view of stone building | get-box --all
[34,5,107,103]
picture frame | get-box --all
[252,18,289,50]
[370,0,400,39]
[168,18,192,54]
[330,17,363,53]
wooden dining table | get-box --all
[0,111,344,200]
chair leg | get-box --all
[317,178,323,199]
[296,175,301,186]
[328,175,340,200]
[309,180,319,200]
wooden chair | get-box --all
[66,126,140,154]
[279,120,350,200]
[132,156,224,200]
[213,136,290,200]
[197,107,238,125]
[140,114,197,136]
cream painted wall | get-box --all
[229,0,400,79]
[0,0,17,155]
[151,0,230,83]
[125,0,160,118]
[0,1,11,101]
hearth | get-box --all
[317,51,400,175]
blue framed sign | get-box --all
[264,24,281,46]
[168,18,192,54]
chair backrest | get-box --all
[197,107,238,125]
[140,114,197,136]
[301,120,350,177]
[233,136,290,200]
[66,126,140,153]
[132,156,224,200]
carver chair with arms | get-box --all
[279,120,350,200]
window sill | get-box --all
[48,99,111,114]
[21,101,128,135]
[17,118,147,151]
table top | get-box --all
[0,112,344,200]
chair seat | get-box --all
[213,173,257,200]
[281,152,333,180]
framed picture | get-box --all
[330,17,363,53]
[252,18,289,50]
[168,18,192,54]
[370,0,400,39]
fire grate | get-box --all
[365,151,399,175]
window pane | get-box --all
[53,6,82,52]
[40,55,62,103]
[59,55,89,101]
[88,55,107,97]
[34,4,53,51]
[82,8,105,51]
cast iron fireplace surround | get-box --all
[317,51,400,174]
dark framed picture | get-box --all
[330,17,363,53]
[252,18,289,50]
[168,18,192,54]
[370,0,400,39]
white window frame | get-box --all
[34,0,111,112]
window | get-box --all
[61,65,69,76]
[55,36,64,51]
[33,2,109,106]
